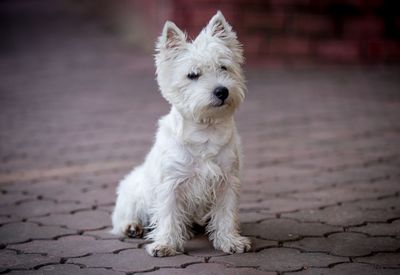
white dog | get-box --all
[111,11,251,257]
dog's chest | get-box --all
[177,140,237,206]
[182,129,237,181]
[162,115,239,205]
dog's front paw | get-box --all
[146,242,180,257]
[214,235,251,254]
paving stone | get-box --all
[68,249,201,272]
[81,187,116,205]
[141,263,276,275]
[5,179,102,204]
[83,227,120,239]
[6,181,89,202]
[0,249,59,271]
[282,205,399,226]
[349,220,400,236]
[286,232,400,257]
[210,247,347,272]
[354,253,400,268]
[242,218,342,241]
[288,185,396,204]
[240,197,326,213]
[1,180,62,196]
[184,235,226,257]
[250,237,278,252]
[242,178,319,195]
[29,210,111,230]
[243,166,317,181]
[346,196,400,211]
[0,215,21,225]
[291,154,364,170]
[0,200,91,218]
[290,262,400,275]
[9,235,136,257]
[121,237,150,246]
[239,211,274,223]
[311,170,367,186]
[7,264,124,275]
[239,192,269,203]
[0,192,36,206]
[0,222,76,244]
[97,204,115,213]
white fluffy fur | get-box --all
[111,11,251,257]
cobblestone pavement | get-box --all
[1,2,400,275]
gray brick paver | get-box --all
[29,210,111,230]
[210,247,347,272]
[8,235,136,258]
[0,200,91,218]
[242,218,342,241]
[289,262,400,275]
[354,253,400,268]
[68,249,202,273]
[0,192,36,206]
[239,211,274,223]
[240,197,326,213]
[0,249,59,271]
[285,232,400,257]
[282,204,399,226]
[7,264,124,275]
[140,263,276,275]
[349,220,400,236]
[0,222,76,244]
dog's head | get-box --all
[155,11,245,123]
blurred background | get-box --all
[78,0,400,67]
[2,0,399,69]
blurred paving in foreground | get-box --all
[1,1,400,275]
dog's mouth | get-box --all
[211,99,228,107]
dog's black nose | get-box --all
[213,86,229,101]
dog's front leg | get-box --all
[145,181,189,257]
[208,177,251,254]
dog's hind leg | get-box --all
[111,169,149,238]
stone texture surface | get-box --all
[349,220,400,236]
[290,263,400,275]
[242,218,342,241]
[68,249,201,273]
[354,253,400,268]
[7,264,123,275]
[0,250,59,271]
[282,204,399,226]
[9,236,137,258]
[0,200,91,218]
[141,263,276,275]
[29,210,111,230]
[210,247,347,272]
[285,232,400,256]
[1,1,400,274]
[0,222,76,245]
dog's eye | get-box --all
[220,66,228,71]
[187,72,200,80]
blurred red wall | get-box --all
[86,0,400,66]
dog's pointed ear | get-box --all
[206,11,234,41]
[206,11,244,64]
[157,21,186,51]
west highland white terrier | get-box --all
[111,11,251,257]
